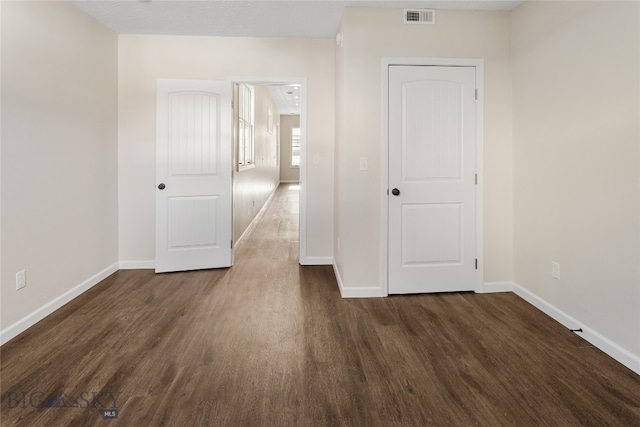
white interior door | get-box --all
[155,79,233,273]
[388,66,477,294]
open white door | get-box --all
[388,66,477,294]
[155,79,233,273]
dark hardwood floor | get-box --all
[1,183,639,426]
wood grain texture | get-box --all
[2,184,639,426]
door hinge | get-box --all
[475,89,478,100]
[475,259,478,270]
[231,240,234,249]
[475,174,478,185]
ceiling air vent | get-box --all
[404,9,435,24]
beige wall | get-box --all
[233,86,280,242]
[512,1,640,356]
[1,1,118,328]
[118,35,335,264]
[334,8,513,291]
[279,115,301,182]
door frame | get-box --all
[381,57,484,295]
[228,76,308,264]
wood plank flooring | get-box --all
[1,183,639,426]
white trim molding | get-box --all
[302,256,333,266]
[512,282,640,375]
[0,262,119,345]
[333,261,386,298]
[119,260,155,270]
[479,281,515,293]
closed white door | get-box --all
[155,79,233,273]
[388,66,477,294]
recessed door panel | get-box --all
[168,92,219,176]
[401,203,462,265]
[168,196,219,249]
[402,81,462,181]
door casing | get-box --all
[381,57,484,296]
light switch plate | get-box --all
[359,157,368,171]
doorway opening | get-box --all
[230,77,307,264]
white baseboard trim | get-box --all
[279,180,300,184]
[511,282,582,331]
[0,262,119,346]
[119,260,155,270]
[512,282,640,375]
[300,256,333,266]
[479,281,515,293]
[339,286,387,298]
[234,187,278,251]
[332,261,386,298]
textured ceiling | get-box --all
[72,0,525,39]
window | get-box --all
[291,127,300,167]
[238,84,255,170]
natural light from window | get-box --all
[291,127,300,167]
[238,84,255,170]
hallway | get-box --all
[1,184,639,426]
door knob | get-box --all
[158,183,166,190]
[391,188,400,196]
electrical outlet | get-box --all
[551,262,560,280]
[16,270,26,290]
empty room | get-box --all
[1,0,639,425]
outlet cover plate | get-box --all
[16,270,26,290]
[551,262,560,280]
